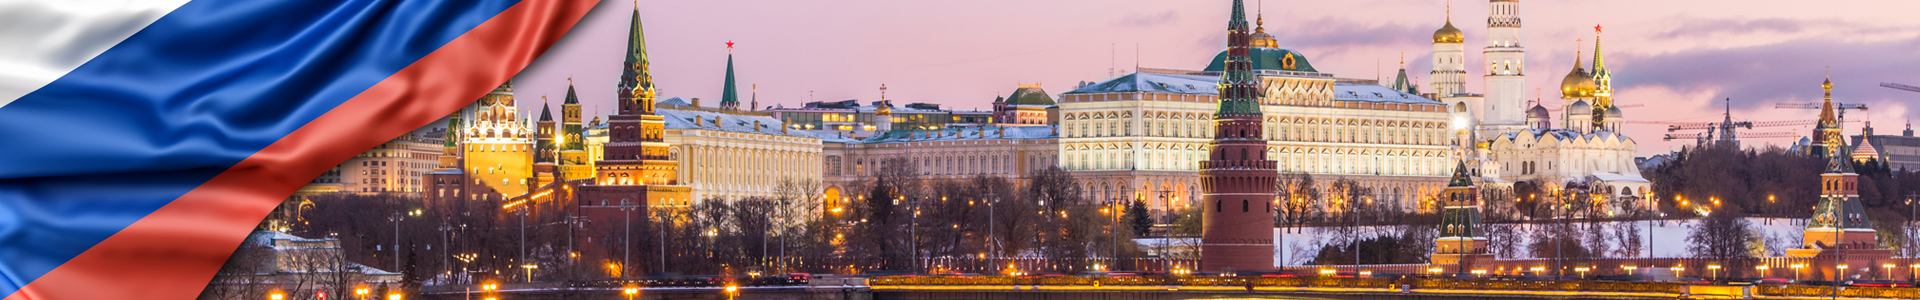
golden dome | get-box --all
[1560,51,1596,98]
[1250,15,1278,48]
[1433,20,1464,44]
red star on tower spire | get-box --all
[1594,24,1603,33]
[726,40,734,48]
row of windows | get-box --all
[831,152,1058,177]
[1065,148,1450,176]
[1064,116,1447,146]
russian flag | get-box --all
[0,0,596,299]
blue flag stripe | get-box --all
[0,0,523,295]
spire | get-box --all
[720,41,739,109]
[1392,53,1414,94]
[1591,25,1607,73]
[1819,71,1838,130]
[539,96,553,122]
[750,83,758,111]
[1215,0,1263,117]
[1447,160,1473,187]
[620,3,657,114]
[563,77,579,105]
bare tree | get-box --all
[1687,210,1760,279]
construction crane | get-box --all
[1662,98,1798,144]
[1775,102,1868,121]
[1664,132,1801,141]
[1883,82,1920,93]
[1542,103,1645,112]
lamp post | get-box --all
[438,223,452,283]
[1756,265,1770,279]
[624,286,639,300]
[1708,264,1721,282]
[518,208,526,282]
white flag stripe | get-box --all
[0,0,192,109]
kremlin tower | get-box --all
[1199,0,1278,273]
[559,79,592,179]
[1431,161,1492,272]
[1784,76,1890,279]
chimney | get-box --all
[713,115,723,127]
[754,120,762,131]
[694,116,703,126]
[691,97,702,107]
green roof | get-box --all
[1204,48,1318,73]
[563,82,579,104]
[1005,86,1055,106]
[1447,160,1473,187]
[1809,193,1873,230]
[1439,207,1482,238]
[538,102,552,122]
[720,53,738,105]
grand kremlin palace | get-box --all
[1057,15,1457,214]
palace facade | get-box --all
[1059,8,1455,214]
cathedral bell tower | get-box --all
[1481,0,1527,133]
[1199,0,1278,273]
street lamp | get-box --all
[1708,264,1721,282]
[624,286,639,300]
[1885,263,1896,280]
[387,293,403,300]
[1792,264,1805,281]
[355,287,370,300]
[724,284,739,300]
[269,292,284,300]
[1575,267,1591,279]
[1756,265,1770,278]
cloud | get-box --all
[1655,18,1809,40]
[1280,17,1432,51]
[1117,11,1178,27]
[1613,34,1920,118]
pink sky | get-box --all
[512,0,1920,156]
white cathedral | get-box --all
[1430,0,1649,202]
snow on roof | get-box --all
[1331,82,1439,105]
[656,109,828,140]
[1498,128,1633,142]
[656,97,691,106]
[1590,172,1650,183]
[1065,72,1219,95]
[1067,72,1440,106]
[858,126,1056,144]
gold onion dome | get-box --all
[1433,20,1464,43]
[1560,51,1596,97]
[1250,15,1278,48]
